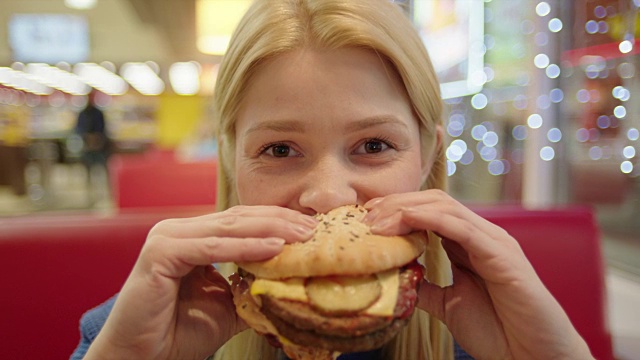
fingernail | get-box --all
[370,217,391,233]
[362,209,379,225]
[364,198,383,209]
[294,225,315,237]
[299,215,319,228]
[264,238,285,247]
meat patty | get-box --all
[261,296,392,337]
[265,307,411,353]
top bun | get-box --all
[237,205,426,279]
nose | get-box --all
[297,158,358,215]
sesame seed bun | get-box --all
[236,205,426,279]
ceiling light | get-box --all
[0,67,53,95]
[196,0,252,55]
[74,63,128,96]
[120,62,165,96]
[24,63,90,95]
[65,0,97,10]
[169,62,201,95]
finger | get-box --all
[141,236,286,278]
[398,206,503,262]
[151,215,316,244]
[363,191,443,223]
[179,206,318,228]
[364,191,501,237]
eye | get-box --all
[355,138,394,154]
[364,140,387,153]
[260,143,301,158]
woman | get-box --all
[78,0,593,359]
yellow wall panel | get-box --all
[156,94,205,148]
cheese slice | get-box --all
[366,269,399,316]
[251,277,308,301]
[249,269,400,316]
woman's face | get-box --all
[235,47,435,215]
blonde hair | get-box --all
[212,0,452,359]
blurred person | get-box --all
[73,0,594,359]
[74,89,110,204]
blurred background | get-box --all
[0,0,638,357]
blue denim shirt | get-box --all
[70,295,474,360]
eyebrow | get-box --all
[343,115,409,132]
[245,115,408,135]
[244,119,306,135]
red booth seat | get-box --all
[0,206,612,359]
[108,151,217,208]
[474,206,613,360]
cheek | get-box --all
[235,170,263,205]
[361,155,424,199]
[235,167,291,206]
[381,164,423,193]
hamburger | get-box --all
[230,205,426,359]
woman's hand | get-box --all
[84,205,317,360]
[363,190,594,360]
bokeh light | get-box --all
[540,146,555,161]
[447,160,457,176]
[598,21,609,33]
[460,150,474,165]
[537,94,551,109]
[550,88,564,103]
[574,129,587,142]
[628,128,640,141]
[527,114,543,129]
[619,40,633,54]
[623,146,636,159]
[617,62,635,78]
[535,32,549,46]
[512,125,528,140]
[597,115,610,129]
[482,131,499,147]
[547,128,562,142]
[472,124,488,141]
[585,20,598,34]
[534,53,550,68]
[576,89,590,103]
[488,160,506,175]
[620,161,634,174]
[479,145,498,161]
[548,18,563,32]
[614,105,627,118]
[589,146,603,160]
[546,64,561,78]
[536,2,551,16]
[446,139,468,162]
[471,93,488,109]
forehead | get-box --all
[235,47,415,132]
